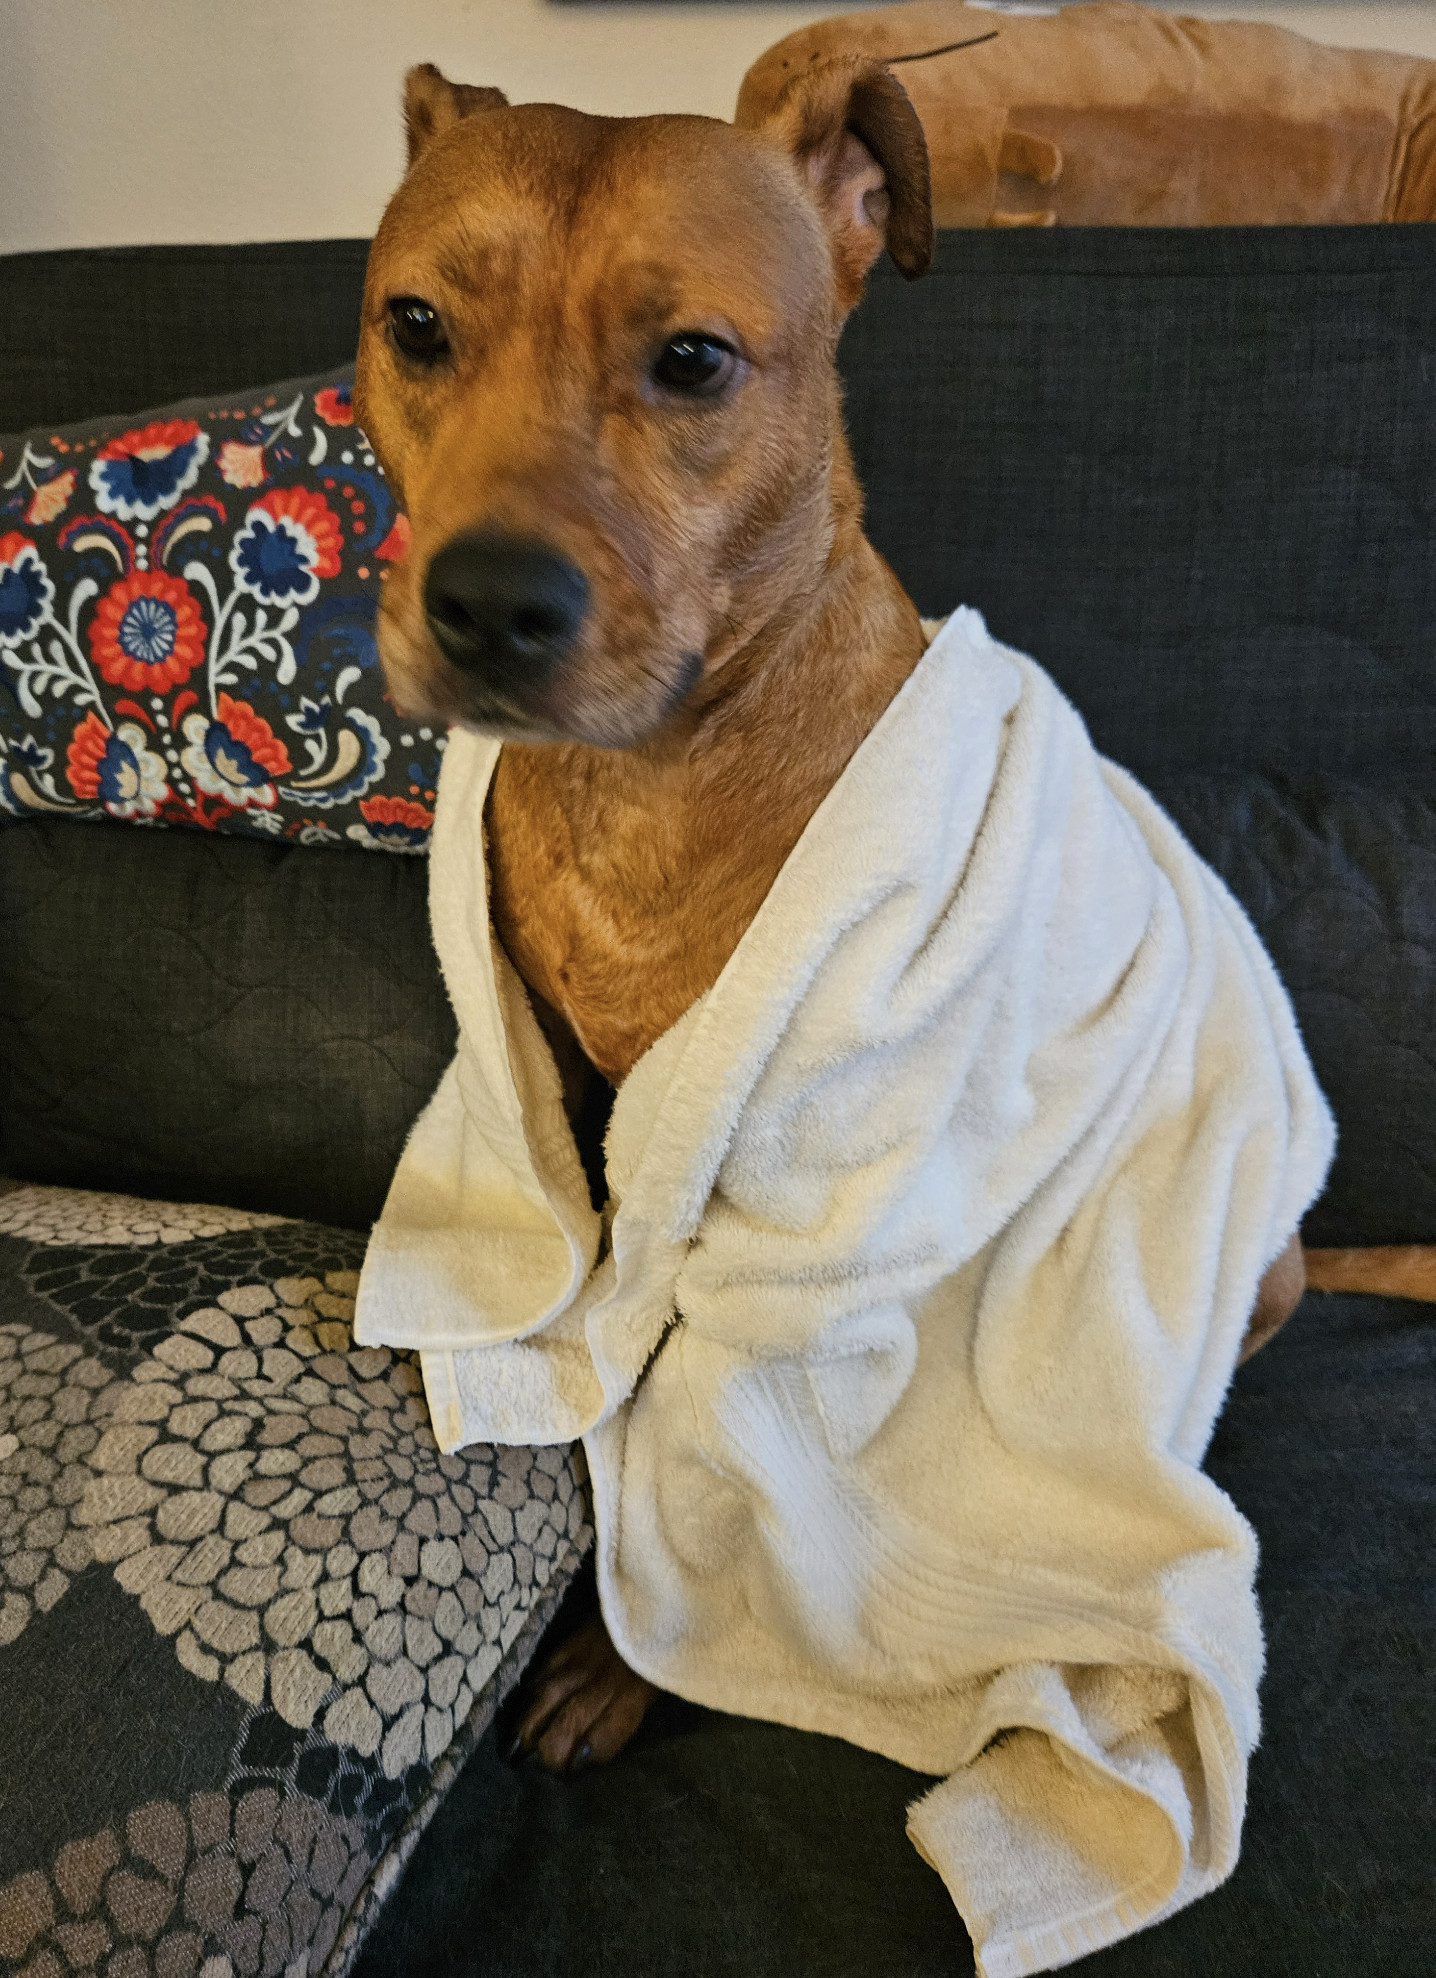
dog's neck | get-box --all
[484,441,927,1083]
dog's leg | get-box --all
[1238,1231,1304,1363]
[506,1615,660,1773]
[1303,1244,1436,1301]
[1240,1235,1436,1365]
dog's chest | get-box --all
[484,752,791,1084]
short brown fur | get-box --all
[357,65,930,1085]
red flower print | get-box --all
[89,569,207,693]
[179,693,293,811]
[314,385,354,427]
[214,692,292,780]
[95,417,201,460]
[251,487,343,579]
[361,795,432,831]
[89,418,208,521]
[218,440,267,489]
[26,469,77,527]
[66,711,170,817]
[375,515,411,563]
[346,791,433,851]
[65,711,110,798]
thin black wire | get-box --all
[887,31,1000,66]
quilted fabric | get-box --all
[0,1180,592,1978]
[1153,774,1436,1246]
[0,241,371,437]
[843,227,1436,783]
[0,817,455,1229]
[0,368,441,853]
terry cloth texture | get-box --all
[347,1287,1436,1978]
[356,608,1334,1976]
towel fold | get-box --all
[357,607,1333,1975]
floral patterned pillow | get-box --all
[0,370,441,854]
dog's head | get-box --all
[354,60,932,747]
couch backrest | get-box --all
[844,226,1436,783]
[0,241,369,435]
[3,228,1435,1242]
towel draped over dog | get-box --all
[356,608,1333,1977]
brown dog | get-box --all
[353,59,1305,1774]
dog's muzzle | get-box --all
[423,530,589,716]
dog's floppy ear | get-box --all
[739,56,934,310]
[404,63,509,168]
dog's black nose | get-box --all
[424,531,589,696]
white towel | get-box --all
[356,607,1333,1977]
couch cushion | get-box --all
[0,1179,591,1978]
[0,817,455,1229]
[5,228,1436,1243]
[0,360,455,1228]
[1153,774,1436,1246]
[851,227,1436,1243]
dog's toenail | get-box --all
[503,1728,527,1765]
[571,1742,593,1772]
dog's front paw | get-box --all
[505,1614,659,1773]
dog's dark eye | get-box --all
[388,297,450,364]
[652,333,736,398]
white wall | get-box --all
[2,0,1434,255]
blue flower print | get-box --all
[89,420,210,523]
[0,534,54,649]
